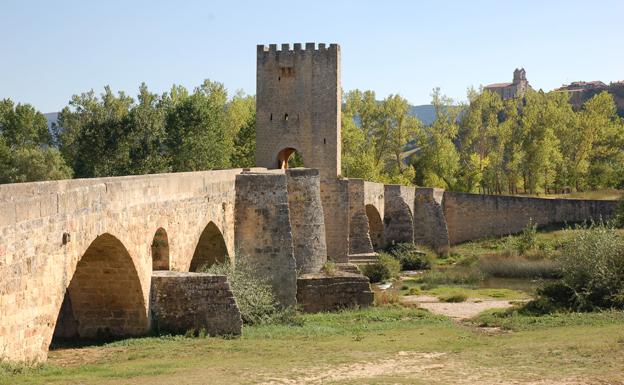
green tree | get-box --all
[342,90,421,184]
[227,93,256,168]
[413,88,461,189]
[458,88,505,193]
[164,80,232,172]
[0,100,72,183]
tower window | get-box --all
[284,113,289,121]
[270,113,273,121]
[323,138,326,144]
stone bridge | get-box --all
[0,167,618,362]
[1,41,619,364]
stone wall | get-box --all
[413,188,449,252]
[285,169,327,274]
[443,192,620,244]
[150,271,242,336]
[296,272,374,313]
[234,172,297,307]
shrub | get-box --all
[321,261,338,276]
[374,290,401,306]
[387,243,433,270]
[527,223,624,312]
[478,256,561,279]
[438,293,468,303]
[361,253,401,283]
[408,287,421,295]
[416,267,483,286]
[203,259,299,325]
[615,199,624,228]
[515,219,538,254]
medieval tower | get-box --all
[255,43,342,180]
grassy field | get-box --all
[2,307,624,385]
[3,228,624,385]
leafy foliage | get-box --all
[360,253,401,283]
[53,81,255,179]
[411,89,624,194]
[386,243,432,270]
[527,223,624,312]
[342,90,421,184]
[203,259,298,325]
[0,99,72,183]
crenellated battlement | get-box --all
[257,42,339,56]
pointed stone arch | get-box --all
[151,227,170,270]
[365,204,385,251]
[189,222,229,272]
[276,147,304,169]
[51,233,148,345]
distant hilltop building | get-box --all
[484,68,531,100]
[555,80,624,116]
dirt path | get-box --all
[260,351,600,385]
[402,295,515,320]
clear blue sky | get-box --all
[2,0,623,113]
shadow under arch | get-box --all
[151,227,170,270]
[276,147,304,169]
[189,221,229,272]
[51,233,148,347]
[365,204,385,251]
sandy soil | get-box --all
[402,295,516,319]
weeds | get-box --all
[321,261,338,276]
[374,290,401,306]
[360,253,401,283]
[525,223,624,312]
[478,256,561,279]
[415,268,483,286]
[386,243,433,270]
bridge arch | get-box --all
[189,221,229,271]
[51,233,148,345]
[365,204,385,251]
[151,227,170,270]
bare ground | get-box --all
[260,351,613,385]
[402,294,516,319]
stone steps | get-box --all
[348,253,379,265]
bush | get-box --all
[321,261,338,276]
[360,253,401,283]
[416,267,483,286]
[478,256,561,279]
[438,293,468,303]
[515,219,538,255]
[203,259,299,325]
[615,199,624,228]
[374,290,401,306]
[528,223,624,312]
[387,243,433,270]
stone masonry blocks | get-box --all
[150,271,242,336]
[234,172,297,307]
[285,169,328,274]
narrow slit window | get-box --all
[284,113,288,121]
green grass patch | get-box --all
[473,308,624,331]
